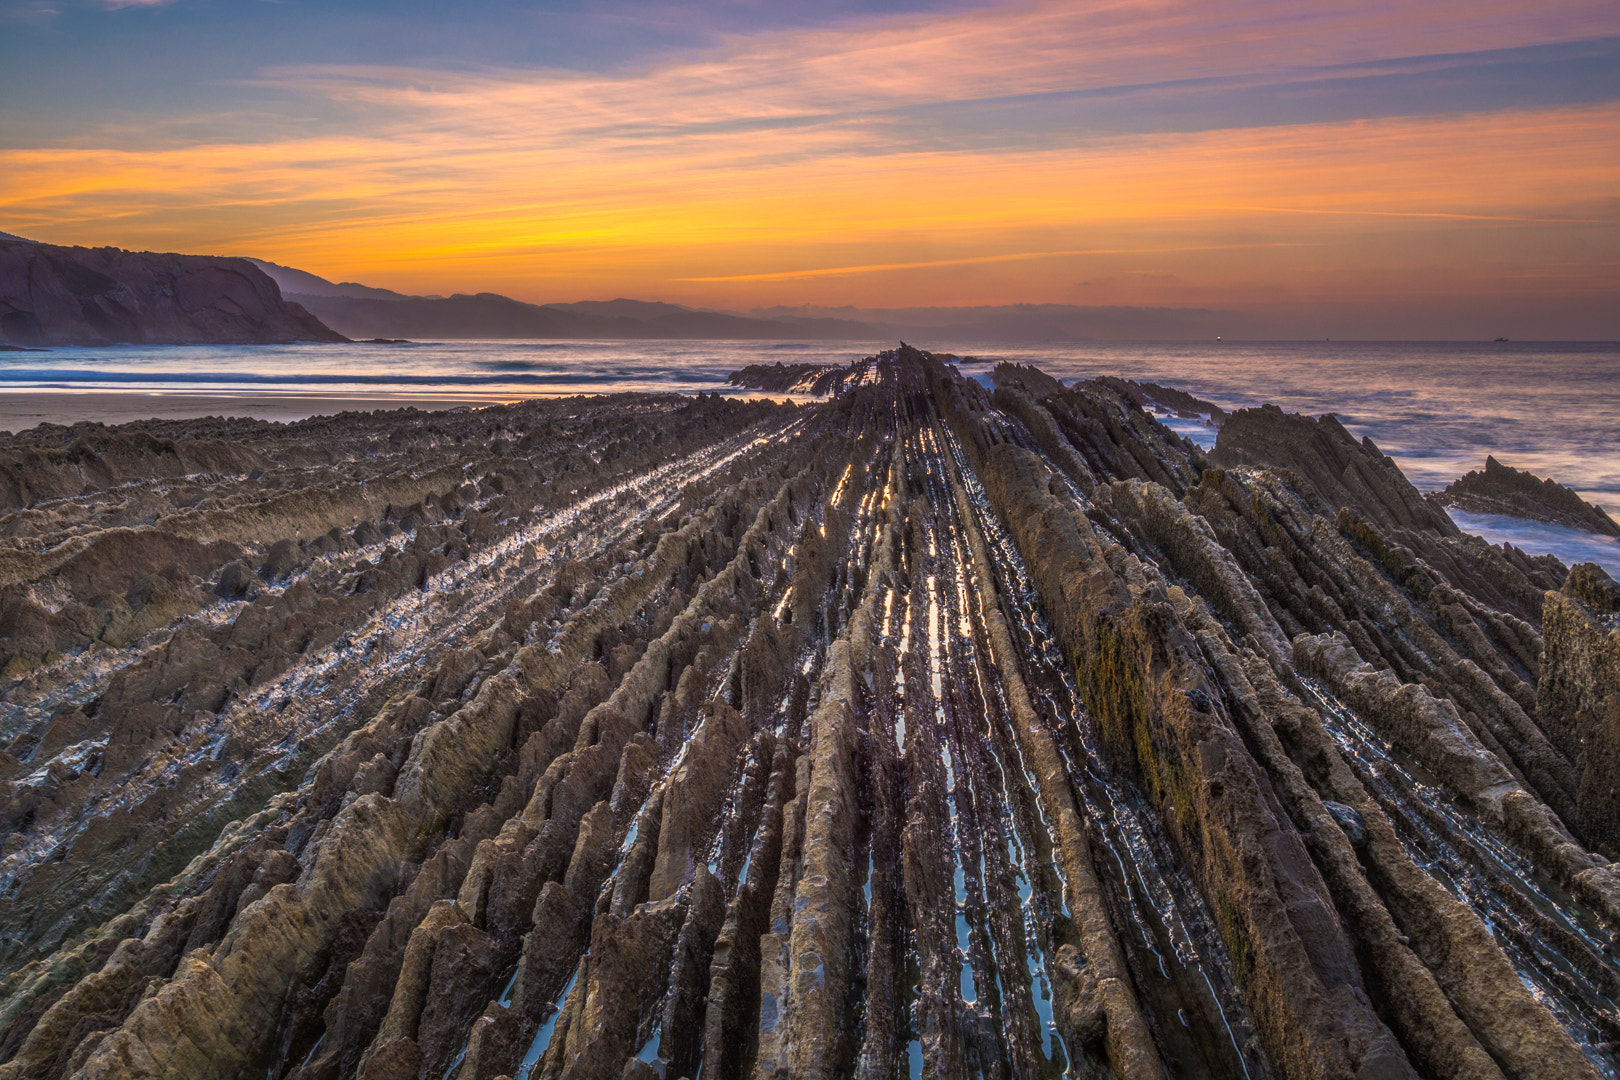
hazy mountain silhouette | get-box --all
[250,260,1258,342]
[251,262,879,340]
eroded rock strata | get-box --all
[1432,457,1620,537]
[1,348,1617,1080]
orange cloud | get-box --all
[5,103,1615,309]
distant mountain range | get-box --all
[0,234,1260,346]
[244,259,420,302]
[748,303,1257,343]
[247,260,880,341]
[249,259,1253,343]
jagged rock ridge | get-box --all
[1434,456,1620,536]
[0,349,1616,1080]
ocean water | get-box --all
[4,338,1616,573]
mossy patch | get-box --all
[1215,892,1254,987]
[1564,561,1620,615]
[1079,615,1200,843]
[1249,494,1272,529]
[1080,620,1147,770]
[1164,754,1199,839]
[1336,508,1429,599]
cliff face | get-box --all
[1538,564,1620,852]
[0,240,345,346]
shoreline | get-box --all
[0,390,539,432]
[0,387,811,433]
[4,387,1612,575]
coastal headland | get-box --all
[0,239,344,348]
[0,346,1617,1080]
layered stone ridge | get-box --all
[1434,456,1620,536]
[0,348,1616,1080]
[0,239,346,346]
[1209,404,1459,537]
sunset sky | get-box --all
[2,0,1617,337]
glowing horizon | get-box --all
[2,0,1617,337]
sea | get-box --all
[3,338,1617,575]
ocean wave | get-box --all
[1449,509,1620,577]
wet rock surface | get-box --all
[2,347,1617,1080]
[728,363,843,395]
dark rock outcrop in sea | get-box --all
[1093,376,1228,423]
[2,349,1617,1080]
[726,362,844,395]
[0,239,345,346]
[1433,456,1620,536]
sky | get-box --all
[1,0,1617,338]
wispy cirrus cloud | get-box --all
[5,99,1614,303]
[1,2,62,23]
[677,245,1312,282]
[239,0,1620,145]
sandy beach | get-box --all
[0,390,522,432]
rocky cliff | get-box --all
[1538,564,1620,853]
[0,239,345,346]
[0,349,1616,1080]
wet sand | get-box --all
[0,390,802,433]
[0,390,521,432]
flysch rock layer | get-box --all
[1432,456,1620,537]
[1,348,1617,1080]
[0,239,345,346]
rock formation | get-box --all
[1434,456,1620,536]
[1,348,1616,1080]
[1538,564,1620,854]
[726,363,843,395]
[1210,404,1459,536]
[0,239,345,346]
[1093,376,1228,423]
